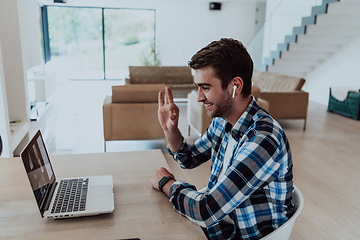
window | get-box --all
[42,6,156,80]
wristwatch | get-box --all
[158,176,174,193]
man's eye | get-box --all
[202,86,210,91]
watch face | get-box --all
[158,176,173,192]
[159,176,168,186]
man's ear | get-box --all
[231,76,244,96]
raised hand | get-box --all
[158,87,180,133]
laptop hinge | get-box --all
[41,182,58,217]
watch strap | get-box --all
[158,176,174,193]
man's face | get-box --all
[194,66,233,119]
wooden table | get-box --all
[0,150,205,240]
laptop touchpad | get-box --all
[89,186,113,198]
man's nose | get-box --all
[197,89,205,102]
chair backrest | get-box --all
[111,84,165,103]
[253,70,306,92]
[128,66,193,85]
[260,185,304,240]
[129,66,162,84]
[103,84,165,142]
[162,66,193,85]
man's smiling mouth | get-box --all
[204,103,213,109]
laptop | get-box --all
[20,130,114,219]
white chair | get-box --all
[261,185,304,240]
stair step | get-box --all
[301,16,316,27]
[263,58,274,66]
[273,59,320,67]
[316,14,360,26]
[339,0,360,2]
[289,44,340,53]
[255,64,267,72]
[268,64,312,72]
[267,66,309,77]
[270,50,281,59]
[311,5,328,15]
[328,2,360,14]
[306,25,360,36]
[277,43,288,51]
[297,34,351,45]
[293,26,306,35]
[284,34,297,44]
[280,51,330,61]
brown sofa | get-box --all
[187,86,270,136]
[252,70,309,130]
[126,66,196,98]
[102,84,165,151]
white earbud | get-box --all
[232,85,237,98]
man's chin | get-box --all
[206,110,218,119]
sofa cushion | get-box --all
[252,70,305,92]
[112,84,165,103]
[129,66,162,84]
[106,103,163,140]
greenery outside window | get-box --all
[42,6,156,80]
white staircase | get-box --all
[262,0,360,77]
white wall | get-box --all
[303,36,360,105]
[155,1,257,65]
[0,0,43,121]
[17,0,43,70]
[0,0,43,157]
[0,44,11,157]
[41,0,257,66]
[0,0,27,121]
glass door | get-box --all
[44,6,156,80]
[104,8,156,79]
[47,7,103,79]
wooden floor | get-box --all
[50,82,360,239]
[283,103,360,239]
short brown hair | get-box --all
[188,38,253,97]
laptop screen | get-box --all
[21,131,55,211]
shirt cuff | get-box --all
[166,141,189,160]
[169,180,197,198]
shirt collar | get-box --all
[226,97,259,141]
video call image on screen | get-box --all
[22,135,55,208]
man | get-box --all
[151,38,294,240]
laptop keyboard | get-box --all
[51,178,89,214]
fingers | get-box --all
[165,87,174,104]
[150,176,159,190]
[158,90,164,107]
[159,87,174,106]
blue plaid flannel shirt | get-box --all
[168,98,294,240]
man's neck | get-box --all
[225,96,252,126]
